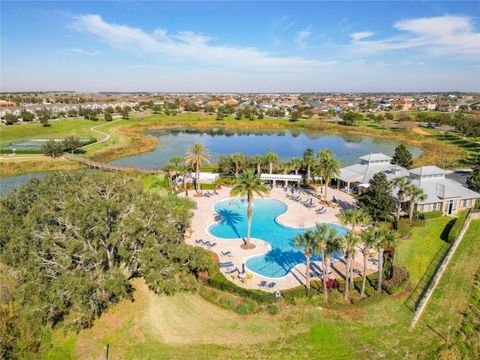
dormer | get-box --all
[409,166,447,180]
[359,153,392,165]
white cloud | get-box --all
[350,31,375,41]
[351,15,480,58]
[60,48,99,56]
[73,14,335,72]
[294,26,312,49]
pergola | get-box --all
[260,173,303,186]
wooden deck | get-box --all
[63,154,162,174]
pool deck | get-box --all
[182,185,378,292]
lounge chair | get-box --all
[267,282,276,288]
[226,268,239,274]
[247,273,253,279]
[259,280,268,287]
[219,262,234,268]
[207,242,217,248]
[221,250,232,257]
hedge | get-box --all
[203,273,278,304]
[448,211,469,243]
[421,210,443,220]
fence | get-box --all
[410,209,479,327]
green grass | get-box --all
[396,217,453,284]
[0,119,105,144]
[43,217,480,359]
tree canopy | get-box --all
[0,171,212,357]
[357,173,396,221]
[391,144,413,169]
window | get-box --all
[433,203,438,211]
[462,199,467,207]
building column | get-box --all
[347,181,350,194]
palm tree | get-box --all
[230,169,270,249]
[252,155,264,174]
[338,209,371,288]
[303,148,316,184]
[162,163,175,191]
[231,152,245,177]
[311,224,339,300]
[360,228,377,297]
[324,233,341,290]
[318,153,340,201]
[391,177,412,223]
[338,209,371,234]
[289,157,303,175]
[340,232,360,301]
[185,143,210,193]
[294,229,317,290]
[374,225,397,293]
[264,150,279,174]
[405,185,427,220]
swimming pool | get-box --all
[208,198,348,278]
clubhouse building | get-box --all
[337,153,480,215]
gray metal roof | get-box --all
[359,153,392,162]
[338,163,408,183]
[410,166,448,177]
[411,178,480,204]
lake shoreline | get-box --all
[0,114,467,176]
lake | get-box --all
[110,127,421,168]
[0,172,49,197]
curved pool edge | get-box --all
[205,196,349,280]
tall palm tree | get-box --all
[230,169,270,249]
[289,157,303,175]
[318,153,340,201]
[374,225,397,293]
[324,234,341,291]
[338,209,371,288]
[405,185,427,220]
[264,150,279,174]
[252,155,264,174]
[162,163,175,191]
[231,152,245,177]
[360,228,377,297]
[338,209,371,234]
[311,224,339,300]
[340,232,360,301]
[294,229,317,290]
[391,177,412,223]
[303,148,316,184]
[185,143,210,193]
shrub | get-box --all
[383,265,409,294]
[267,304,279,315]
[448,211,469,243]
[412,218,426,228]
[397,218,412,239]
[422,210,443,220]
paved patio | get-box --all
[182,185,378,292]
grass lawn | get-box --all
[0,119,106,144]
[45,217,480,359]
[396,217,453,284]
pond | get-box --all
[110,127,421,169]
[0,172,49,197]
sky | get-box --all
[1,1,480,92]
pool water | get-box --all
[208,198,347,278]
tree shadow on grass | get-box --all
[440,218,456,242]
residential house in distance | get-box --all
[336,154,480,215]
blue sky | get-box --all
[1,1,479,92]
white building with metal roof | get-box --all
[337,154,480,215]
